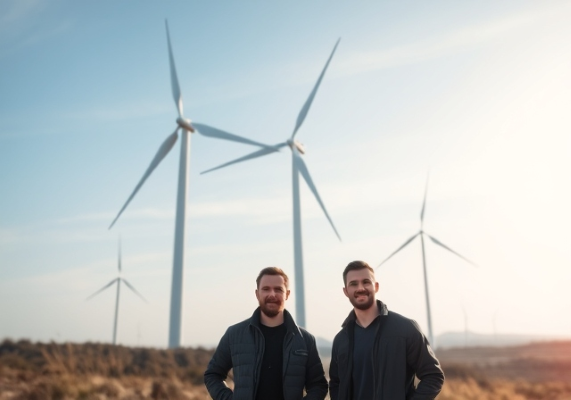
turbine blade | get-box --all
[86,278,118,301]
[165,20,184,118]
[376,232,420,268]
[291,38,340,140]
[425,234,477,266]
[193,123,278,148]
[109,130,178,229]
[201,142,287,174]
[420,173,429,226]
[122,279,148,303]
[293,152,341,241]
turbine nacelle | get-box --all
[176,117,195,133]
[287,139,305,155]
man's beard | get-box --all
[260,298,282,318]
[349,291,375,311]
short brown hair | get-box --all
[256,267,289,289]
[343,260,375,286]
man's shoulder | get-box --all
[297,326,317,341]
[225,316,253,335]
[386,309,409,322]
[385,310,424,335]
[330,309,355,342]
[331,325,348,344]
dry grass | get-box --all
[2,339,571,399]
[0,367,210,399]
[436,341,571,400]
[0,339,213,399]
[439,378,571,400]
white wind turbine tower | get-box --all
[376,177,476,346]
[86,238,147,345]
[202,39,342,328]
[461,304,469,348]
[109,21,274,348]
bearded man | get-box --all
[204,267,327,400]
[329,260,444,400]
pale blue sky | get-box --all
[1,0,570,348]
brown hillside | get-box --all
[2,339,571,399]
[0,339,214,399]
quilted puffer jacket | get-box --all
[204,308,328,400]
[329,300,444,400]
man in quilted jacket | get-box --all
[329,260,444,400]
[204,267,328,400]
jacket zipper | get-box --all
[252,324,264,399]
[282,330,295,399]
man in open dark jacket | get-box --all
[329,261,444,400]
[204,267,328,400]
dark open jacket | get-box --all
[204,308,328,400]
[329,301,444,400]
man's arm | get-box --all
[407,320,444,400]
[303,333,328,400]
[328,339,340,400]
[204,329,234,400]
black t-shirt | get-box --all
[352,316,381,400]
[256,323,287,400]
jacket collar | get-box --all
[341,300,388,328]
[250,307,302,335]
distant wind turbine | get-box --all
[202,39,342,328]
[86,238,146,345]
[461,304,468,348]
[108,21,275,348]
[376,176,476,345]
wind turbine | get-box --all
[461,304,468,348]
[201,39,342,328]
[376,177,476,346]
[108,21,274,348]
[86,238,146,345]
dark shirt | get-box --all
[256,323,287,400]
[352,316,380,400]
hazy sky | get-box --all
[1,0,570,349]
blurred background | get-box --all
[1,0,570,351]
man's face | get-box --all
[343,269,378,311]
[255,274,290,318]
